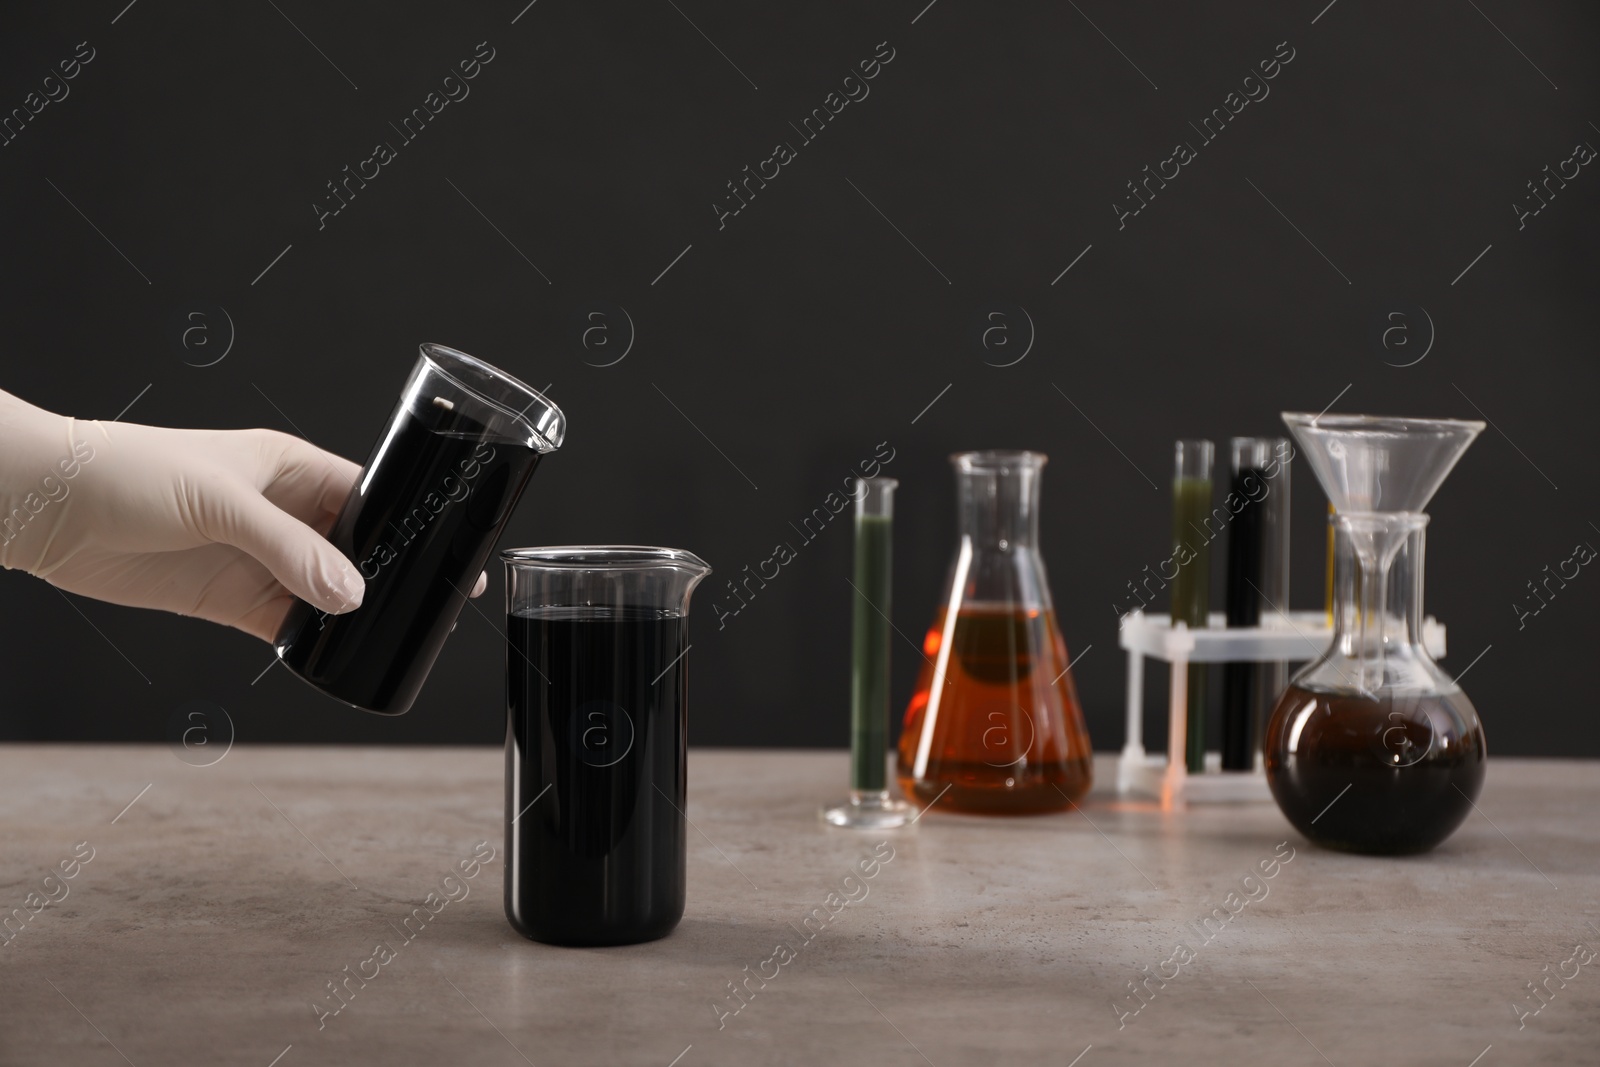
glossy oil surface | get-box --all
[505,608,687,946]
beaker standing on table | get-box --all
[898,451,1093,815]
[503,546,710,946]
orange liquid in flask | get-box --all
[897,603,1093,814]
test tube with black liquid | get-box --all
[1220,437,1288,771]
[1255,439,1291,762]
[1171,441,1214,774]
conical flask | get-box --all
[897,451,1093,814]
[1264,414,1485,854]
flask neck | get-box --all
[955,456,1043,550]
[1328,513,1431,693]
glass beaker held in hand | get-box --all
[1264,414,1486,855]
[275,344,565,715]
[503,547,710,946]
[897,451,1093,815]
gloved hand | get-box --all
[0,389,484,642]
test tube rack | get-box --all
[1115,609,1448,806]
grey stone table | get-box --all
[0,747,1594,1066]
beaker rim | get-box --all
[1281,412,1486,435]
[949,449,1047,469]
[502,545,711,575]
[419,343,566,451]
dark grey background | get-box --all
[1,1,1594,756]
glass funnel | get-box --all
[897,451,1093,814]
[1264,414,1485,854]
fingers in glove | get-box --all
[197,478,365,614]
[256,430,362,534]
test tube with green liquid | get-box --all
[822,477,913,830]
[1171,441,1214,774]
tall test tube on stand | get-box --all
[823,478,914,829]
[1171,441,1214,773]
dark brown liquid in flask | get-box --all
[1264,684,1485,854]
[897,604,1093,814]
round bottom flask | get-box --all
[1264,414,1487,855]
[1265,682,1485,854]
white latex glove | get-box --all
[0,389,484,642]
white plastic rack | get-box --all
[1115,609,1447,806]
